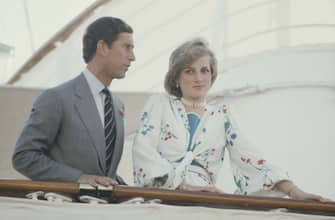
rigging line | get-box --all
[146,81,163,92]
[215,44,335,74]
[23,0,35,52]
[134,0,277,42]
[126,21,212,78]
[180,0,280,41]
[129,12,335,79]
[134,0,206,42]
[221,24,335,49]
[125,0,275,77]
[126,1,293,78]
[125,0,157,20]
[213,81,335,98]
[147,73,227,92]
[8,0,111,84]
[136,42,335,90]
[148,80,335,95]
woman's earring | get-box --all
[176,83,179,88]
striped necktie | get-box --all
[102,88,116,174]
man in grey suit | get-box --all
[12,17,135,186]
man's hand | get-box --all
[78,174,118,187]
[179,183,224,194]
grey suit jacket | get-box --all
[12,74,125,182]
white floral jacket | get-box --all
[132,94,288,195]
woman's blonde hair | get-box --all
[164,38,218,97]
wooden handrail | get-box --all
[0,179,79,194]
[0,179,334,216]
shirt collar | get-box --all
[83,68,105,95]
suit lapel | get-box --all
[74,74,106,172]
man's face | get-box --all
[104,32,135,79]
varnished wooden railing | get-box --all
[0,179,334,216]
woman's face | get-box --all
[178,55,212,101]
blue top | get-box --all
[174,112,201,165]
[187,112,201,151]
[185,112,203,168]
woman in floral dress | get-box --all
[132,38,326,201]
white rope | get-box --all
[212,81,335,97]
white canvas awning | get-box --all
[7,0,335,93]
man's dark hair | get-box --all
[83,17,133,63]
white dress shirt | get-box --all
[83,68,107,127]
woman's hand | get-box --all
[275,180,332,202]
[288,186,332,202]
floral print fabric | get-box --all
[132,94,288,195]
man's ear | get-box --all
[96,40,109,57]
